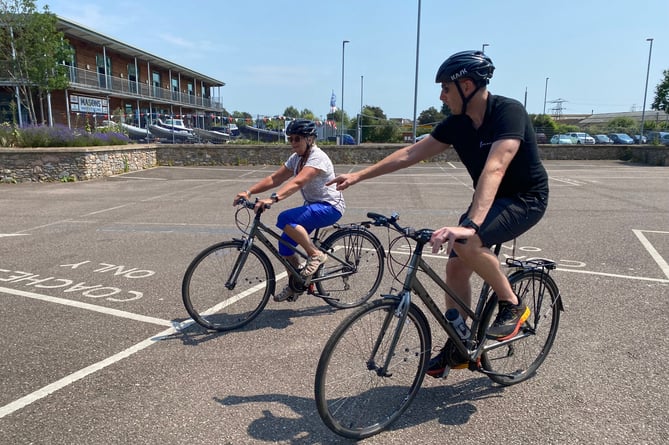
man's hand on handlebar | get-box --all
[429,226,475,255]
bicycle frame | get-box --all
[376,234,522,375]
[225,204,367,293]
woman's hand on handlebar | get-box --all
[233,191,251,206]
[254,198,273,212]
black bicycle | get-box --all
[314,212,563,439]
[181,198,386,332]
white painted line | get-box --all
[633,229,669,280]
[555,267,669,283]
[84,204,130,216]
[0,234,29,238]
[0,323,177,419]
[0,286,172,327]
[0,270,275,419]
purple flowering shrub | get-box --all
[1,124,130,147]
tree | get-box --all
[0,0,73,125]
[282,106,299,118]
[606,117,636,133]
[417,106,444,125]
[651,69,669,113]
[531,114,557,135]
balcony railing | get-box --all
[0,61,223,111]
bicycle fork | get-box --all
[366,291,412,378]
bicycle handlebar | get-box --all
[235,197,271,213]
[366,212,434,244]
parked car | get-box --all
[567,132,595,144]
[536,132,547,144]
[645,131,669,145]
[593,134,613,144]
[632,134,647,144]
[550,134,575,144]
[608,133,634,144]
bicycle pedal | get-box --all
[438,366,451,379]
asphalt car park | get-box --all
[1,160,668,444]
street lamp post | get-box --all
[543,77,549,115]
[640,38,654,143]
[341,40,349,144]
[358,75,363,144]
[481,43,489,53]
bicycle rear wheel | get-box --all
[316,228,385,309]
[314,299,431,439]
[480,269,561,385]
[182,240,273,331]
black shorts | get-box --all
[452,193,547,255]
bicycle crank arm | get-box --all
[478,367,532,380]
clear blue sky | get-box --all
[37,0,669,120]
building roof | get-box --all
[579,110,668,124]
[57,16,225,87]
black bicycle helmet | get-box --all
[435,50,495,86]
[286,118,317,137]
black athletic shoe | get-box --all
[487,298,530,341]
[426,339,468,378]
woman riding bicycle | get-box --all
[233,118,345,302]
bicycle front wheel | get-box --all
[316,228,385,309]
[315,299,431,440]
[182,240,273,331]
[480,269,561,385]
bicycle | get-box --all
[181,198,386,332]
[314,212,564,439]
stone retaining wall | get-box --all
[0,146,157,183]
[1,143,667,183]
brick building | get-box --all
[1,15,225,130]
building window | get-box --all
[128,64,138,94]
[172,78,179,100]
[96,54,111,89]
[152,72,161,97]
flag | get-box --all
[330,90,337,113]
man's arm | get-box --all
[327,136,446,190]
[468,138,520,225]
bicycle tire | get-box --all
[316,228,385,309]
[182,240,274,331]
[480,269,561,385]
[315,298,431,439]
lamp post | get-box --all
[341,40,349,144]
[543,77,549,115]
[357,75,363,144]
[412,0,422,142]
[640,38,654,143]
[481,43,489,53]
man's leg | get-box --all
[453,238,528,341]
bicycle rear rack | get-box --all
[506,258,557,271]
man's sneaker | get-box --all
[426,339,468,378]
[301,252,327,277]
[274,285,296,302]
[487,298,530,341]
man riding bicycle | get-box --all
[327,50,549,377]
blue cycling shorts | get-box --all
[276,202,343,256]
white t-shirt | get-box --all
[285,145,345,215]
